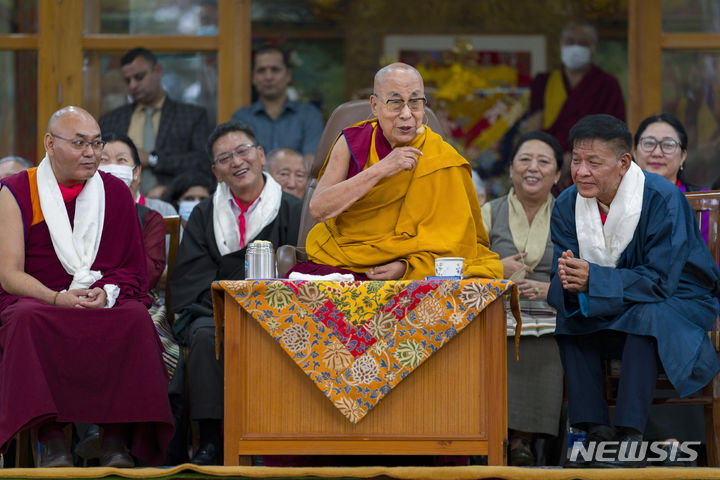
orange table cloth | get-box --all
[213,279,519,424]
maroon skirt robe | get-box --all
[0,170,174,465]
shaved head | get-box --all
[373,63,424,93]
[43,106,102,187]
[46,106,97,133]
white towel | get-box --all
[288,272,356,281]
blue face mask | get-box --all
[178,200,200,222]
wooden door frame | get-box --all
[628,0,720,133]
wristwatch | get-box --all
[148,151,159,168]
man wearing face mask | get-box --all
[527,20,626,192]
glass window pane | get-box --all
[84,51,218,127]
[0,0,38,34]
[662,50,720,188]
[83,0,218,35]
[0,50,38,164]
[255,39,345,119]
[662,0,720,33]
[252,0,345,118]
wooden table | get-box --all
[213,281,510,466]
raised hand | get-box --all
[373,146,423,179]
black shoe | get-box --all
[564,424,615,468]
[99,436,135,468]
[654,441,697,467]
[509,439,535,466]
[38,437,73,468]
[190,443,218,465]
[590,432,646,468]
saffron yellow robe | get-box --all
[305,120,502,280]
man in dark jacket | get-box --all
[169,121,301,465]
[99,47,211,192]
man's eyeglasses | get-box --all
[214,143,257,166]
[638,137,681,155]
[373,94,427,113]
[51,133,106,152]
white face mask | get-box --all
[561,45,592,70]
[98,164,134,188]
[178,200,200,222]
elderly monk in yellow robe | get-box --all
[289,63,502,281]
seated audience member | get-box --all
[94,131,176,218]
[0,156,33,179]
[169,121,302,465]
[163,170,216,224]
[634,113,699,191]
[266,147,308,199]
[143,190,177,218]
[0,106,173,468]
[147,184,168,200]
[290,62,502,280]
[550,114,720,468]
[634,113,712,460]
[481,131,563,466]
[100,132,166,289]
[231,45,324,166]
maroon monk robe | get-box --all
[0,170,174,466]
[529,64,626,152]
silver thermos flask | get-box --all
[245,240,277,279]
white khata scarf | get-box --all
[507,188,553,281]
[213,172,283,256]
[36,155,106,289]
[575,161,645,267]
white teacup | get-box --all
[435,257,464,277]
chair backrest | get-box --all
[163,215,181,323]
[685,190,720,349]
[297,100,447,248]
[685,190,720,264]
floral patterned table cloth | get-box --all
[213,278,519,424]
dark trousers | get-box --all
[186,316,224,419]
[556,330,658,433]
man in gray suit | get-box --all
[99,48,211,193]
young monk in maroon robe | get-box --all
[0,106,173,468]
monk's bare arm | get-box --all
[309,136,422,222]
[0,188,84,307]
[0,187,57,304]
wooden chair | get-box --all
[276,100,447,276]
[603,190,720,466]
[163,215,181,324]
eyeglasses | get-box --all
[215,143,258,166]
[373,94,427,113]
[638,136,681,155]
[51,133,106,152]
